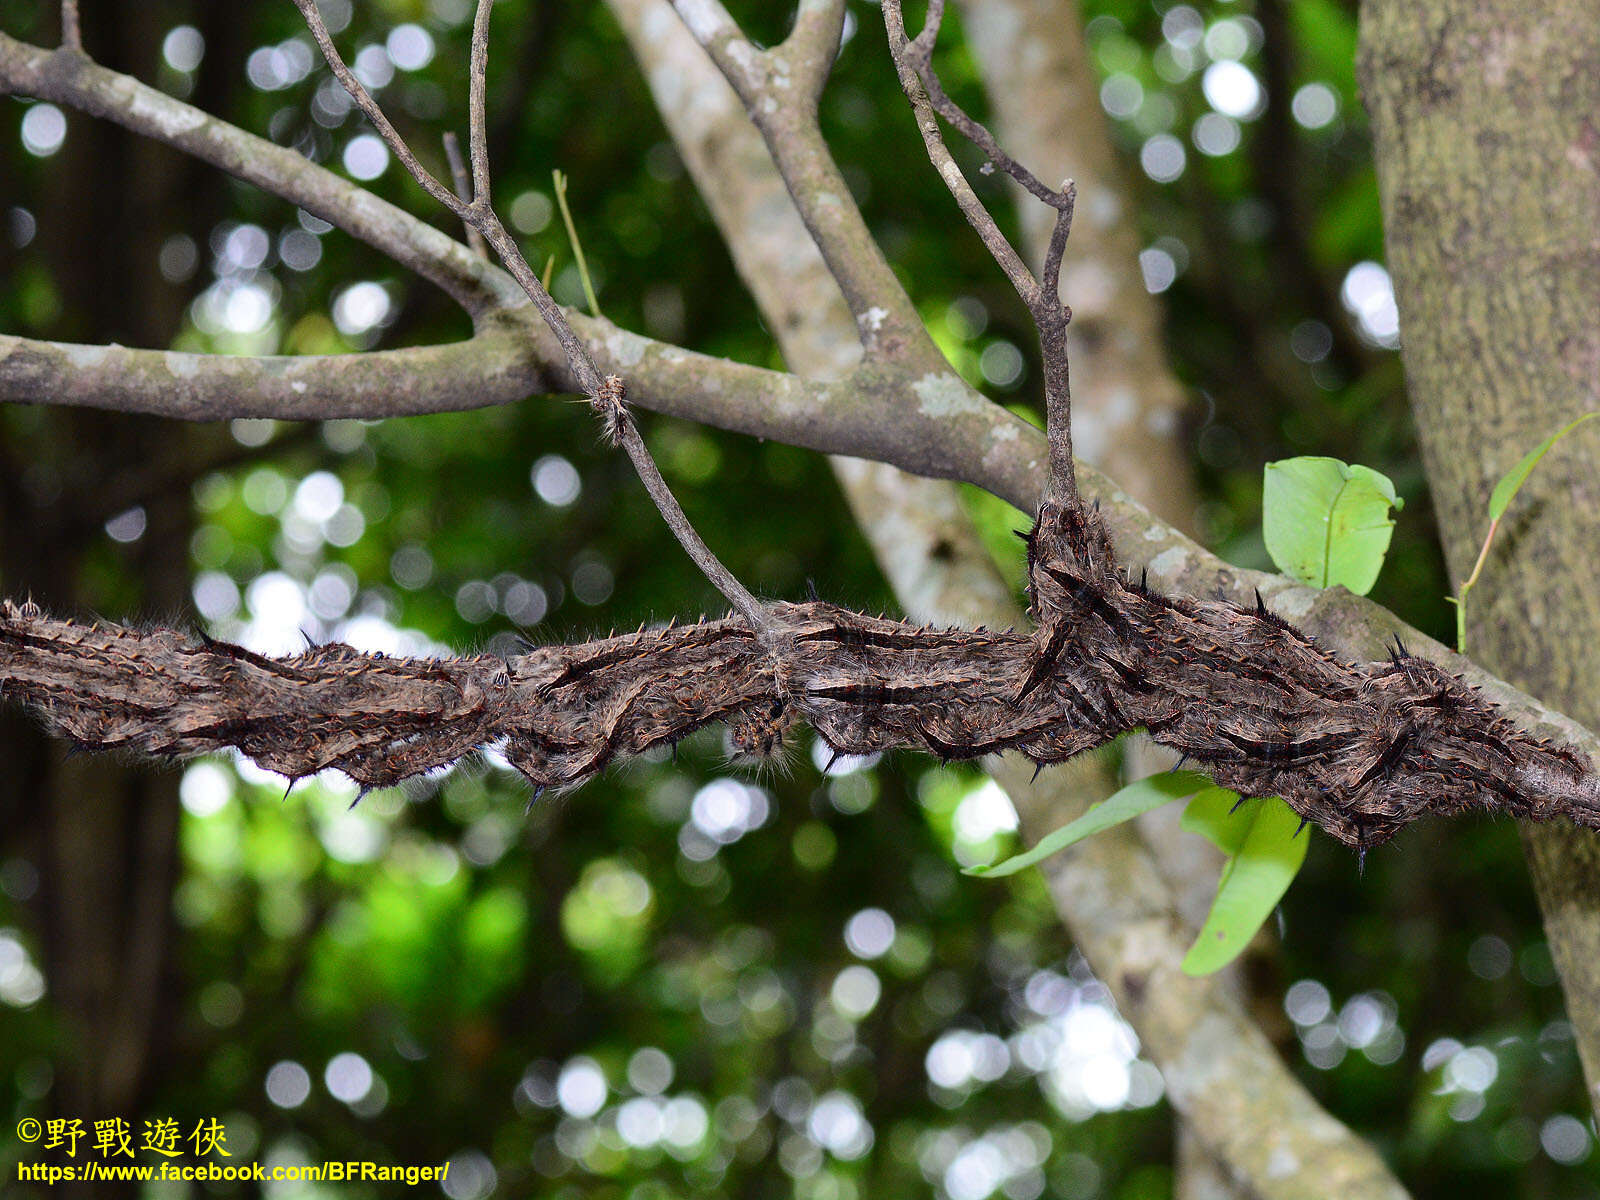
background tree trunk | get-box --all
[1359,0,1600,1109]
[0,2,237,1192]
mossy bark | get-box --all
[1359,0,1600,1105]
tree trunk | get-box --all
[0,3,222,1193]
[1358,0,1600,1108]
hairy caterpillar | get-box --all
[3,499,1595,852]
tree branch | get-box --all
[7,5,1600,865]
[953,0,1197,537]
[882,0,1080,513]
[467,0,494,206]
[290,0,470,218]
[59,0,80,52]
[669,1,933,359]
[0,321,1046,505]
[774,0,847,108]
[288,0,771,635]
[0,31,514,316]
[884,1,1047,310]
[0,24,1043,514]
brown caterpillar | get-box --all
[2,498,1595,851]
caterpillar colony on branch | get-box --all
[3,492,1598,855]
[4,0,1600,861]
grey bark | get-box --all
[1359,0,1600,1111]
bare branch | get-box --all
[467,0,495,205]
[291,0,773,638]
[952,0,1197,547]
[669,0,744,57]
[0,25,1024,535]
[880,0,1080,511]
[6,558,1597,849]
[290,0,468,217]
[0,31,512,315]
[669,0,933,359]
[903,1,1075,216]
[597,374,773,633]
[289,8,558,371]
[881,2,1041,306]
[774,0,847,108]
[59,0,80,51]
[0,323,1045,504]
[442,131,489,259]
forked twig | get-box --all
[882,0,1078,512]
[290,0,773,639]
[777,0,848,108]
[668,0,928,355]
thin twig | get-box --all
[882,4,1039,306]
[467,0,494,204]
[292,0,581,376]
[293,0,773,639]
[441,131,488,259]
[60,0,81,52]
[603,377,766,627]
[1039,195,1076,308]
[292,0,466,217]
[881,0,1079,510]
[903,1,1071,216]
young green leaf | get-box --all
[1453,411,1599,653]
[965,771,1212,878]
[1181,797,1309,976]
[1487,412,1599,522]
[1262,456,1403,595]
[1180,788,1262,856]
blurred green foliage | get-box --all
[1,0,1596,1197]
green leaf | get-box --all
[1180,788,1262,856]
[966,771,1211,878]
[1181,798,1310,976]
[1488,412,1600,521]
[1262,457,1403,595]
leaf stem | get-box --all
[1453,516,1498,654]
[552,168,602,318]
